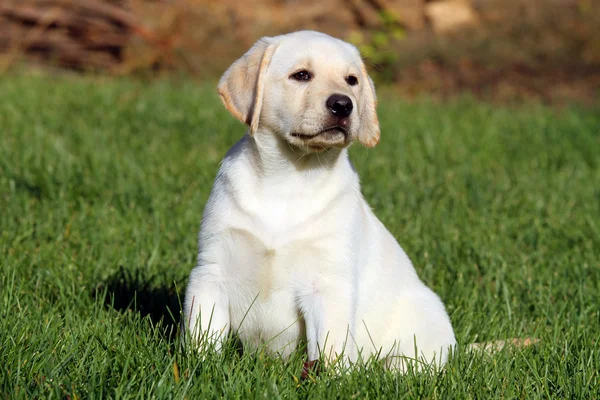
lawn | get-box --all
[1,72,599,399]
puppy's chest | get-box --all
[221,225,340,339]
[212,186,355,347]
[223,231,313,348]
[222,225,334,297]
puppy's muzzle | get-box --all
[289,94,354,151]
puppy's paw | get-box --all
[300,359,321,381]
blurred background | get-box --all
[1,0,598,103]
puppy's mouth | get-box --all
[290,126,348,141]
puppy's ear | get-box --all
[357,64,380,148]
[218,37,278,135]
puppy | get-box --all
[183,30,456,371]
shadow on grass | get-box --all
[95,266,184,341]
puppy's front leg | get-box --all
[300,283,355,367]
[183,265,230,353]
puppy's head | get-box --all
[218,31,380,152]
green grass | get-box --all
[1,72,599,399]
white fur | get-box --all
[183,31,456,371]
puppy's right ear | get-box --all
[217,37,278,135]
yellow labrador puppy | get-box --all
[184,30,456,370]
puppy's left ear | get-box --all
[218,37,278,135]
[358,64,380,148]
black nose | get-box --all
[326,94,353,118]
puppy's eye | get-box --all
[291,70,312,82]
[346,75,358,86]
